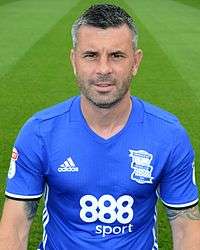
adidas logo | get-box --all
[58,157,79,172]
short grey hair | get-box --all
[71,4,138,49]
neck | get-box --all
[80,93,132,139]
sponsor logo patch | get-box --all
[129,149,154,184]
[80,194,134,237]
[192,161,196,185]
[8,147,18,179]
[58,157,79,172]
[11,147,19,161]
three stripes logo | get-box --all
[58,157,79,172]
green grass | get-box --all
[173,0,200,9]
[0,0,79,77]
[0,0,20,6]
[0,0,199,249]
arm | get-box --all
[166,204,200,250]
[0,198,39,250]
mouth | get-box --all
[93,83,115,92]
[95,83,114,87]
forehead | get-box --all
[76,24,133,51]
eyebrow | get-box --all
[111,50,126,54]
[110,50,127,56]
[82,50,127,55]
[82,50,98,54]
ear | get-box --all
[132,49,143,76]
[70,49,77,76]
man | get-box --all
[0,4,199,250]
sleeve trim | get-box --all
[5,191,43,199]
[161,198,199,209]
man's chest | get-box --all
[44,130,170,198]
[42,129,171,236]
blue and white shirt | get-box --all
[5,96,199,250]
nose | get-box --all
[97,56,112,75]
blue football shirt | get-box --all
[5,96,199,250]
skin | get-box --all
[0,23,199,250]
[0,199,39,250]
[167,205,200,249]
[70,24,143,139]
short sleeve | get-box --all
[160,126,199,208]
[5,117,45,199]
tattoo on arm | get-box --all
[166,204,200,221]
[24,200,39,220]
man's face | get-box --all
[71,24,142,108]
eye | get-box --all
[111,53,126,60]
[83,53,97,60]
[84,54,94,58]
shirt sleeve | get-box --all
[5,117,45,199]
[159,126,199,208]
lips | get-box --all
[94,80,115,86]
[93,83,115,92]
[95,83,113,87]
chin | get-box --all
[89,97,123,109]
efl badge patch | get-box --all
[129,149,154,184]
[8,147,19,179]
[192,161,196,185]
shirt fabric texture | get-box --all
[5,96,199,250]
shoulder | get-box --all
[134,97,189,144]
[18,96,78,135]
[33,96,77,121]
[138,98,179,125]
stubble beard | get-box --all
[76,74,133,109]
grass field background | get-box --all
[0,0,200,249]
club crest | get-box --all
[129,150,154,184]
